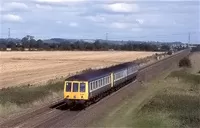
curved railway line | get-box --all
[0,49,190,128]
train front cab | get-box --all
[64,81,89,104]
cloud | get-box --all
[103,3,139,13]
[2,2,28,12]
[131,27,142,32]
[56,20,62,24]
[69,22,78,27]
[35,0,87,4]
[0,0,199,43]
[136,19,144,25]
[85,15,106,22]
[36,4,52,10]
[2,14,23,22]
[110,22,129,29]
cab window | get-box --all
[73,83,79,92]
[80,83,85,92]
[66,82,71,92]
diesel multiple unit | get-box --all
[64,62,139,104]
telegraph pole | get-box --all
[188,32,191,44]
[187,32,191,48]
[8,28,11,39]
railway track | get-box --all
[0,49,190,128]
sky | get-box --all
[0,0,199,43]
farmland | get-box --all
[0,51,160,89]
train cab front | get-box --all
[64,81,88,105]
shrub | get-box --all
[167,50,172,55]
[179,57,192,68]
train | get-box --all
[64,62,139,105]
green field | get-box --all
[90,52,200,128]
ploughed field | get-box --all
[0,51,159,89]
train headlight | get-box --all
[74,95,76,99]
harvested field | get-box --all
[0,51,160,89]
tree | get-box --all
[59,41,71,50]
[30,39,37,48]
[0,43,7,50]
[21,35,35,49]
[7,41,16,50]
[36,39,44,49]
[94,40,101,50]
[161,45,170,51]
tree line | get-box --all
[0,35,184,52]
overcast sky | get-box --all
[0,0,199,43]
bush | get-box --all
[167,50,172,55]
[179,57,192,68]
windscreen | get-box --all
[66,82,71,92]
[80,83,86,92]
[73,83,79,92]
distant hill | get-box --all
[0,38,183,46]
[43,38,80,44]
[0,38,21,43]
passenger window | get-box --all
[66,82,71,92]
[93,81,95,89]
[80,83,85,92]
[99,79,101,85]
[96,81,98,88]
[98,80,99,87]
[92,83,95,90]
[73,83,79,92]
[89,82,92,90]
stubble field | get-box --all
[0,51,160,89]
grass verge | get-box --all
[0,81,64,118]
[0,81,63,106]
[90,70,200,128]
[169,70,200,85]
[133,70,200,128]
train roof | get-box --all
[66,62,137,81]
